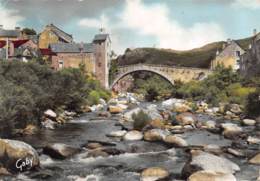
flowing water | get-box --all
[2,103,260,181]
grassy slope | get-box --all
[118,37,253,69]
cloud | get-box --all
[6,0,121,26]
[121,0,226,50]
[232,0,260,9]
[78,0,226,53]
[0,2,24,29]
[78,14,108,29]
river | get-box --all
[2,102,260,181]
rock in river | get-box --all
[124,130,143,141]
[242,119,256,126]
[163,135,188,147]
[188,170,236,181]
[44,109,57,119]
[107,130,127,137]
[43,143,81,159]
[220,123,243,139]
[141,167,169,181]
[0,139,39,173]
[182,150,240,178]
[144,129,169,142]
[175,112,197,126]
[108,105,123,114]
[249,153,260,165]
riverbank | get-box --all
[0,93,259,181]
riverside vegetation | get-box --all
[127,65,260,118]
[0,60,110,137]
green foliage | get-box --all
[22,28,37,35]
[245,88,260,118]
[132,110,151,130]
[109,59,119,84]
[0,61,109,136]
[174,66,258,107]
[87,90,100,106]
[131,73,173,101]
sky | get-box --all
[0,0,260,54]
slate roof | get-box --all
[50,43,94,53]
[0,29,20,38]
[93,34,110,42]
[47,24,73,43]
[27,35,39,44]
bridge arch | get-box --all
[110,65,175,89]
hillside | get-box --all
[117,37,253,69]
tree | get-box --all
[22,28,37,35]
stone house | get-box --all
[240,30,260,77]
[39,24,73,49]
[48,33,111,89]
[211,39,245,71]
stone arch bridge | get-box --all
[110,64,212,89]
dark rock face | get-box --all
[43,143,81,159]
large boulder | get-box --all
[175,112,197,126]
[123,107,142,122]
[43,143,81,159]
[229,104,242,114]
[0,139,39,173]
[188,170,236,181]
[146,104,163,121]
[123,130,143,141]
[163,135,188,147]
[108,105,123,114]
[220,123,243,139]
[162,98,191,112]
[182,150,240,178]
[44,109,57,119]
[144,129,169,142]
[141,167,169,181]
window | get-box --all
[98,62,102,67]
[236,51,240,57]
[58,60,64,69]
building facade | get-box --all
[240,31,260,77]
[39,24,73,49]
[211,40,245,71]
[47,31,111,89]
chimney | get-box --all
[253,29,257,36]
[0,25,3,29]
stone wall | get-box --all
[39,29,59,49]
[51,52,95,75]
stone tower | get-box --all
[93,33,111,89]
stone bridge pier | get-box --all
[110,64,212,90]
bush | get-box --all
[132,110,151,130]
[87,90,100,106]
[0,61,109,136]
[245,89,260,118]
